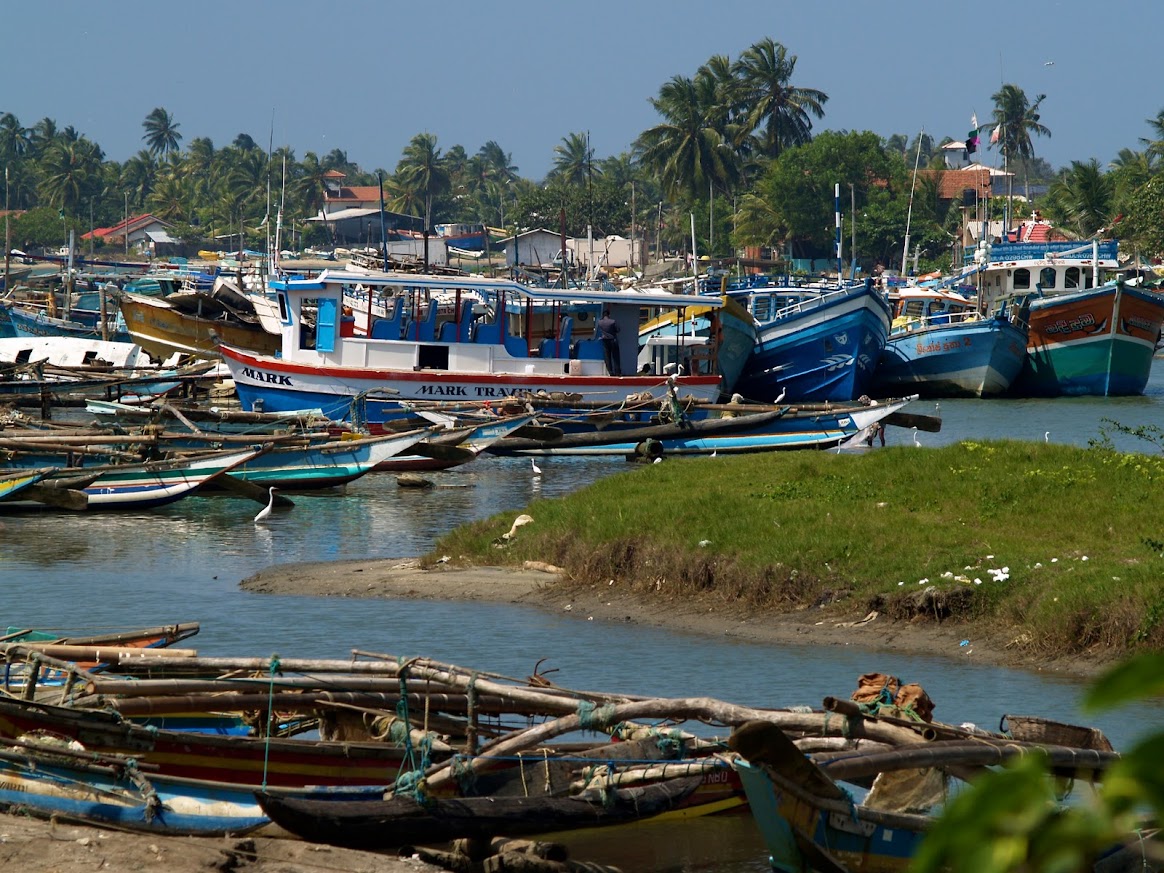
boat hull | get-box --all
[119,293,281,360]
[874,317,1028,398]
[1011,283,1164,397]
[221,344,723,425]
[734,283,890,403]
[488,398,915,457]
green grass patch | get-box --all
[430,441,1164,659]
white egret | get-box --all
[912,428,921,447]
[254,487,278,524]
[1044,431,1050,443]
[775,387,787,404]
[531,458,542,476]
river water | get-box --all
[1,363,1162,871]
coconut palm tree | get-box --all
[0,113,29,162]
[1044,159,1113,238]
[296,151,330,219]
[121,150,159,209]
[549,132,599,186]
[28,117,59,158]
[39,138,103,215]
[476,140,517,184]
[636,72,739,201]
[396,133,450,233]
[988,84,1050,217]
[1140,108,1164,159]
[142,107,182,157]
[733,37,828,159]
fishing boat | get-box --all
[637,289,757,398]
[0,694,430,789]
[0,468,54,503]
[975,225,1164,396]
[196,427,438,490]
[728,716,1154,873]
[0,446,263,510]
[256,773,713,849]
[118,276,282,361]
[219,270,727,425]
[0,740,270,836]
[486,395,924,457]
[729,278,892,403]
[5,302,132,343]
[372,411,539,471]
[871,285,1029,398]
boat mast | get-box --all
[901,130,924,277]
[834,183,842,283]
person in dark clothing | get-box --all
[596,308,621,376]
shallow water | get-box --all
[1,361,1162,872]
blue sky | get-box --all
[4,1,1159,180]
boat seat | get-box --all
[537,316,573,359]
[410,303,439,342]
[572,338,605,361]
[370,301,405,340]
[503,334,529,357]
[438,305,475,343]
[471,318,504,345]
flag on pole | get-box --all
[971,113,978,129]
[990,125,1002,145]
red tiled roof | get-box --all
[920,168,993,201]
[324,186,381,205]
[81,214,169,241]
[323,169,345,178]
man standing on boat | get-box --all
[597,308,622,376]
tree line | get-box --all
[3,37,1164,268]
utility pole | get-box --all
[4,166,10,295]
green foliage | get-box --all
[1118,175,1164,257]
[750,130,913,263]
[914,653,1164,873]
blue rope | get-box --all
[261,654,280,790]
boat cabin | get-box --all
[974,239,1119,311]
[268,270,725,380]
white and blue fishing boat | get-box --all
[729,277,891,403]
[219,271,727,425]
[0,741,270,837]
[485,395,918,457]
[0,446,262,510]
[872,285,1029,398]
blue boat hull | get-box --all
[734,284,890,403]
[873,317,1028,398]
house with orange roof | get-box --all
[82,213,176,254]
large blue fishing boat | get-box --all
[729,278,891,403]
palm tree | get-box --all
[476,141,517,184]
[636,73,739,201]
[733,37,828,159]
[28,117,59,157]
[396,133,450,233]
[39,138,102,215]
[550,132,599,186]
[296,151,330,219]
[1140,108,1164,160]
[988,84,1050,217]
[142,107,182,157]
[1045,159,1113,238]
[121,150,159,209]
[0,113,29,162]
